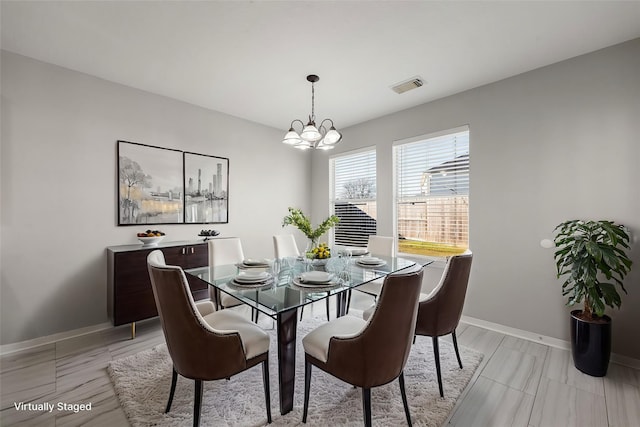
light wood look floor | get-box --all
[1,294,639,426]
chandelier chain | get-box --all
[310,82,316,122]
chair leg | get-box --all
[262,360,272,423]
[452,329,463,369]
[165,366,178,413]
[432,336,444,397]
[325,298,330,321]
[362,387,372,427]
[412,335,416,345]
[398,372,412,427]
[345,289,352,313]
[300,306,304,321]
[193,379,203,427]
[302,360,312,423]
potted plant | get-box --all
[553,219,633,376]
[282,207,339,259]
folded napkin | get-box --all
[242,258,270,266]
[300,271,332,283]
[358,256,381,264]
[350,248,369,256]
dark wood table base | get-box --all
[277,308,298,414]
[277,290,351,415]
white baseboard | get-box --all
[461,315,640,370]
[0,322,113,356]
[609,352,640,370]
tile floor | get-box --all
[1,293,639,426]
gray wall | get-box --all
[0,51,310,345]
[311,39,640,359]
[3,40,639,360]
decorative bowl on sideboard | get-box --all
[198,229,220,241]
[138,236,165,246]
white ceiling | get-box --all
[2,1,640,131]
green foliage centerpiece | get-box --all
[282,207,339,259]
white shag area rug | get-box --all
[108,317,482,426]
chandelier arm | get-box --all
[319,118,334,130]
[290,119,305,132]
[317,123,327,138]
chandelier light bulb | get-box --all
[301,123,322,142]
[282,128,302,145]
[323,127,342,145]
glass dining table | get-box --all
[185,255,423,415]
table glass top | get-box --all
[185,255,423,318]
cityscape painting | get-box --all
[183,152,229,224]
[117,141,184,225]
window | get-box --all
[394,127,469,257]
[330,149,377,247]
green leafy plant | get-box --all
[282,207,339,244]
[553,220,632,319]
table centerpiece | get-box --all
[282,207,339,260]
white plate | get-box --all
[300,271,332,283]
[234,271,270,283]
[230,278,274,289]
[356,257,386,267]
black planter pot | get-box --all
[570,310,611,377]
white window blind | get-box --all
[395,128,469,257]
[330,149,377,247]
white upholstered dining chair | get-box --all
[208,238,245,311]
[273,234,331,321]
[273,234,300,259]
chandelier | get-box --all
[282,74,342,150]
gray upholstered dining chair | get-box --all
[147,250,272,426]
[273,234,331,322]
[414,251,472,397]
[301,267,424,426]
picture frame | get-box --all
[117,141,184,225]
[183,152,229,224]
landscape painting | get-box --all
[118,141,184,225]
[184,152,229,223]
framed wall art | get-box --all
[183,152,229,224]
[117,141,184,225]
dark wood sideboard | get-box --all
[107,240,210,337]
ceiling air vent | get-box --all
[391,76,425,94]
